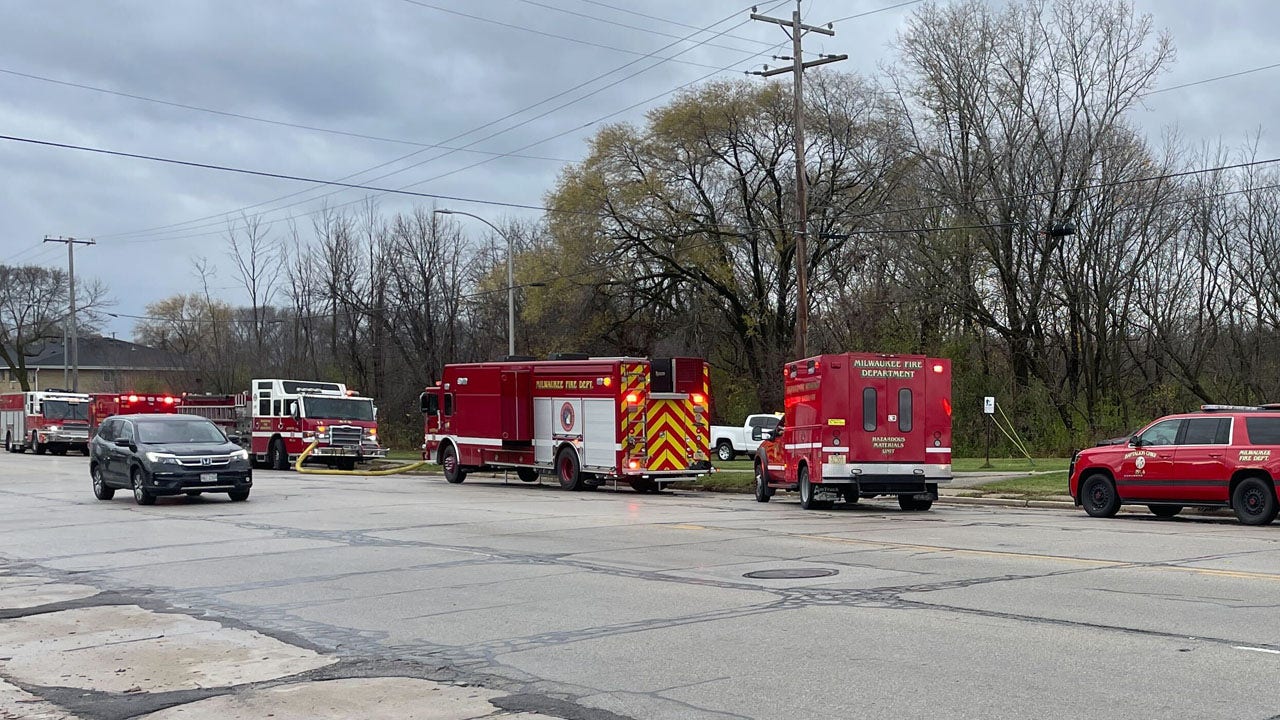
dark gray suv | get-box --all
[90,414,252,505]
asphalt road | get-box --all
[1,452,1279,719]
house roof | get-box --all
[24,336,184,370]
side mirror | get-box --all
[761,428,777,441]
[226,434,242,445]
[289,402,300,419]
[1130,435,1142,447]
[751,427,763,441]
[420,392,439,415]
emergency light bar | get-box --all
[1200,404,1280,412]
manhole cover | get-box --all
[743,568,839,579]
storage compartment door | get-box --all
[500,370,533,441]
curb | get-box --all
[938,495,1076,509]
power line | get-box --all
[95,0,790,244]
[838,155,1280,224]
[574,0,777,47]
[98,2,795,246]
[824,0,926,25]
[514,0,772,56]
[0,133,563,213]
[398,0,734,72]
[1143,61,1280,96]
[0,67,570,161]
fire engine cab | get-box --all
[754,353,953,511]
[178,379,386,470]
[421,356,711,492]
[1,390,93,455]
[89,392,179,435]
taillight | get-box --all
[625,392,640,405]
[628,459,640,470]
[942,398,952,417]
[690,392,706,405]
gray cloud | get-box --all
[1,0,1277,338]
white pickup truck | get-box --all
[710,413,782,461]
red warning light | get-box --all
[942,398,952,417]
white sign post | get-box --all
[982,397,996,468]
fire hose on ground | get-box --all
[292,440,427,475]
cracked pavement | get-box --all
[1,452,1279,718]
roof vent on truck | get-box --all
[547,353,591,361]
[499,355,538,362]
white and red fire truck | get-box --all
[178,379,386,470]
[754,352,953,511]
[420,357,712,492]
[1,390,93,455]
[88,392,179,435]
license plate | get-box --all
[200,473,219,483]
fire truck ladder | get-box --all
[292,441,426,476]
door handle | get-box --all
[1208,453,1223,458]
[1158,453,1173,459]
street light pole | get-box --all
[434,209,516,357]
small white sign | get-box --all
[983,396,996,415]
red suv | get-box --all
[1069,405,1280,526]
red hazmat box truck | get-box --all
[754,352,953,510]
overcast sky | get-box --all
[1,0,1276,340]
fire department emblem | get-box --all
[1135,455,1146,470]
[560,402,575,432]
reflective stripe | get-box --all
[784,442,822,450]
[925,447,952,454]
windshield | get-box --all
[42,400,89,421]
[137,419,227,444]
[302,396,375,422]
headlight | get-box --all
[144,451,180,464]
[231,449,249,461]
[46,426,59,433]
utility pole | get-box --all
[43,236,95,391]
[750,1,846,360]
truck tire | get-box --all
[631,478,658,494]
[797,467,830,510]
[715,441,735,462]
[1233,477,1278,526]
[33,433,45,455]
[556,447,583,491]
[516,468,540,483]
[268,438,290,471]
[442,444,466,484]
[754,462,773,502]
[1081,473,1120,518]
[3,432,12,453]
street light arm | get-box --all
[434,208,504,237]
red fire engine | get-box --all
[1,390,93,455]
[178,379,386,470]
[420,357,711,492]
[754,352,953,510]
[88,392,179,434]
